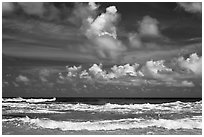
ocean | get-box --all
[2,97,202,135]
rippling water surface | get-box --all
[2,97,202,135]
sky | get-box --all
[2,2,202,98]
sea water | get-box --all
[2,97,202,135]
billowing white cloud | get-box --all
[64,63,142,80]
[110,63,141,78]
[141,60,175,82]
[66,65,82,77]
[69,2,99,27]
[60,52,201,87]
[142,60,172,74]
[88,2,99,10]
[178,2,202,13]
[177,53,202,76]
[16,75,30,84]
[88,64,108,79]
[139,16,160,36]
[93,35,126,59]
[82,3,126,59]
[85,6,118,39]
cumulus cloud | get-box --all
[81,3,126,59]
[16,75,30,84]
[88,64,108,79]
[110,63,142,77]
[141,60,175,81]
[59,52,201,87]
[85,6,118,39]
[138,15,161,36]
[177,53,202,76]
[178,2,202,13]
[143,60,172,74]
[128,15,167,49]
[93,35,126,59]
[88,2,99,10]
[66,65,82,77]
[68,2,99,27]
[63,63,142,80]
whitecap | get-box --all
[6,116,201,131]
[2,97,25,102]
[2,100,202,114]
[2,97,56,103]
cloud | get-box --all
[88,64,108,79]
[39,69,50,82]
[59,51,201,87]
[110,63,141,78]
[88,2,99,10]
[180,80,194,87]
[17,2,45,17]
[66,65,82,77]
[178,2,202,13]
[142,60,172,74]
[16,75,30,84]
[38,68,61,82]
[2,2,15,14]
[2,81,9,87]
[128,33,142,48]
[3,2,62,21]
[177,53,202,76]
[68,2,99,27]
[138,15,161,36]
[81,3,126,59]
[128,15,168,49]
[141,60,175,81]
[93,36,126,59]
[85,6,118,39]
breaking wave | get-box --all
[4,116,202,131]
[2,97,56,103]
[2,100,202,114]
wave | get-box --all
[3,116,202,131]
[3,100,202,114]
[3,108,65,114]
[2,97,56,103]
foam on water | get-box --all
[2,97,56,103]
[3,116,202,131]
[3,100,202,114]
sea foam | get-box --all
[2,100,202,114]
[4,116,202,131]
[2,97,56,103]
